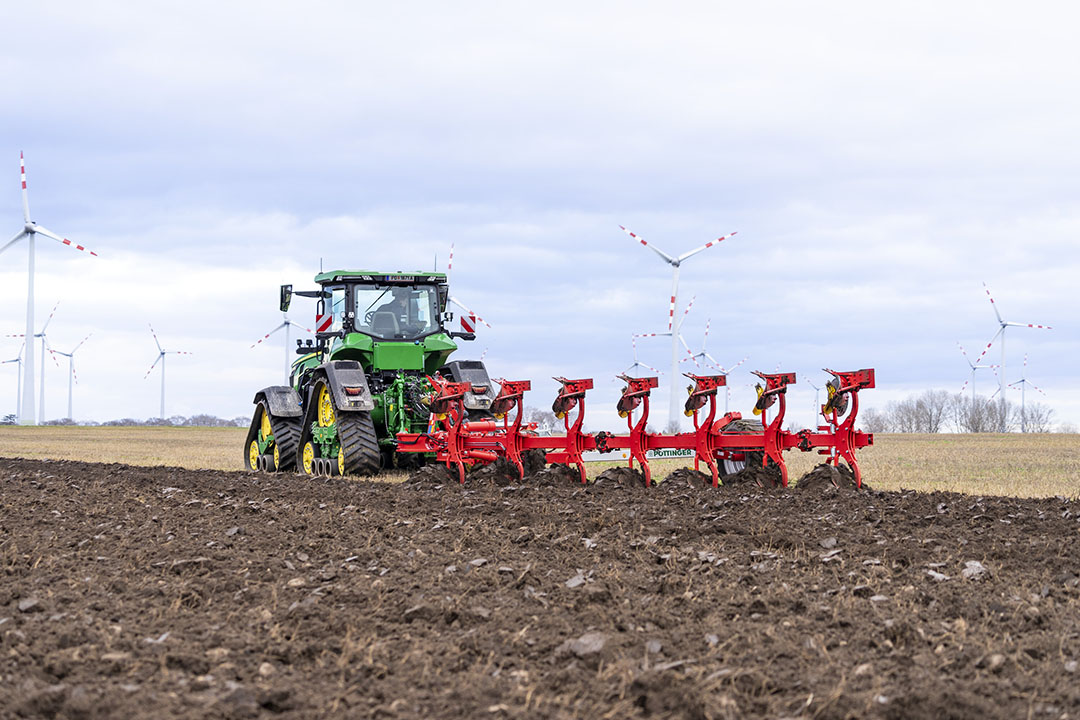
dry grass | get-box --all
[0,426,1077,498]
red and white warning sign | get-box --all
[315,313,333,333]
[461,313,477,333]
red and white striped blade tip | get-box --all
[33,225,99,257]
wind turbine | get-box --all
[144,325,192,419]
[620,225,737,429]
[446,244,492,334]
[1,343,25,420]
[622,334,663,378]
[51,333,91,421]
[956,340,998,404]
[683,318,720,370]
[634,295,697,380]
[982,282,1051,430]
[679,319,749,414]
[6,301,62,422]
[251,315,313,385]
[1007,354,1047,433]
[0,153,99,425]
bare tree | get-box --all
[887,398,920,433]
[524,406,560,435]
[1023,403,1055,433]
[916,390,951,433]
[860,407,891,433]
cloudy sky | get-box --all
[1,1,1077,431]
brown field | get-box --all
[0,426,1077,497]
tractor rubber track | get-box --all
[269,415,301,472]
[338,411,381,476]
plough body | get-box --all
[397,369,875,488]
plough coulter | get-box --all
[396,368,876,488]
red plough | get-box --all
[396,368,875,488]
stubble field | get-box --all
[1,427,1078,497]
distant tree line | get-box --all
[0,414,249,427]
[859,391,1063,433]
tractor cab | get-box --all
[310,271,452,343]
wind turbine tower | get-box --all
[0,153,98,424]
[620,225,737,429]
[1,343,25,420]
[52,334,91,420]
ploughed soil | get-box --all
[1,457,1079,719]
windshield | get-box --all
[354,284,442,340]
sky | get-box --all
[0,1,1077,432]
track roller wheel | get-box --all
[244,400,301,473]
[337,410,381,476]
[302,440,317,475]
[246,437,261,472]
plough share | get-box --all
[397,368,876,488]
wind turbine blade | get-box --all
[20,152,30,223]
[44,338,62,369]
[284,318,314,334]
[956,341,974,368]
[1006,321,1052,329]
[148,324,163,353]
[958,379,970,395]
[447,244,454,276]
[619,225,676,265]
[971,329,1001,366]
[701,319,711,351]
[32,225,99,257]
[169,350,193,356]
[250,322,288,348]
[71,358,79,385]
[39,301,60,333]
[1029,382,1048,396]
[144,354,163,379]
[680,295,696,324]
[71,333,92,353]
[982,282,1004,325]
[677,231,737,263]
[4,334,27,338]
[448,296,492,328]
[0,231,27,256]
[725,355,750,373]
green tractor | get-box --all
[243,270,495,476]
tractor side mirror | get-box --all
[280,284,293,312]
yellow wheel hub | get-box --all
[272,443,280,469]
[260,410,272,439]
[337,446,346,476]
[302,441,315,475]
[248,439,260,470]
[318,385,336,427]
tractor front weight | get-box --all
[397,368,876,488]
